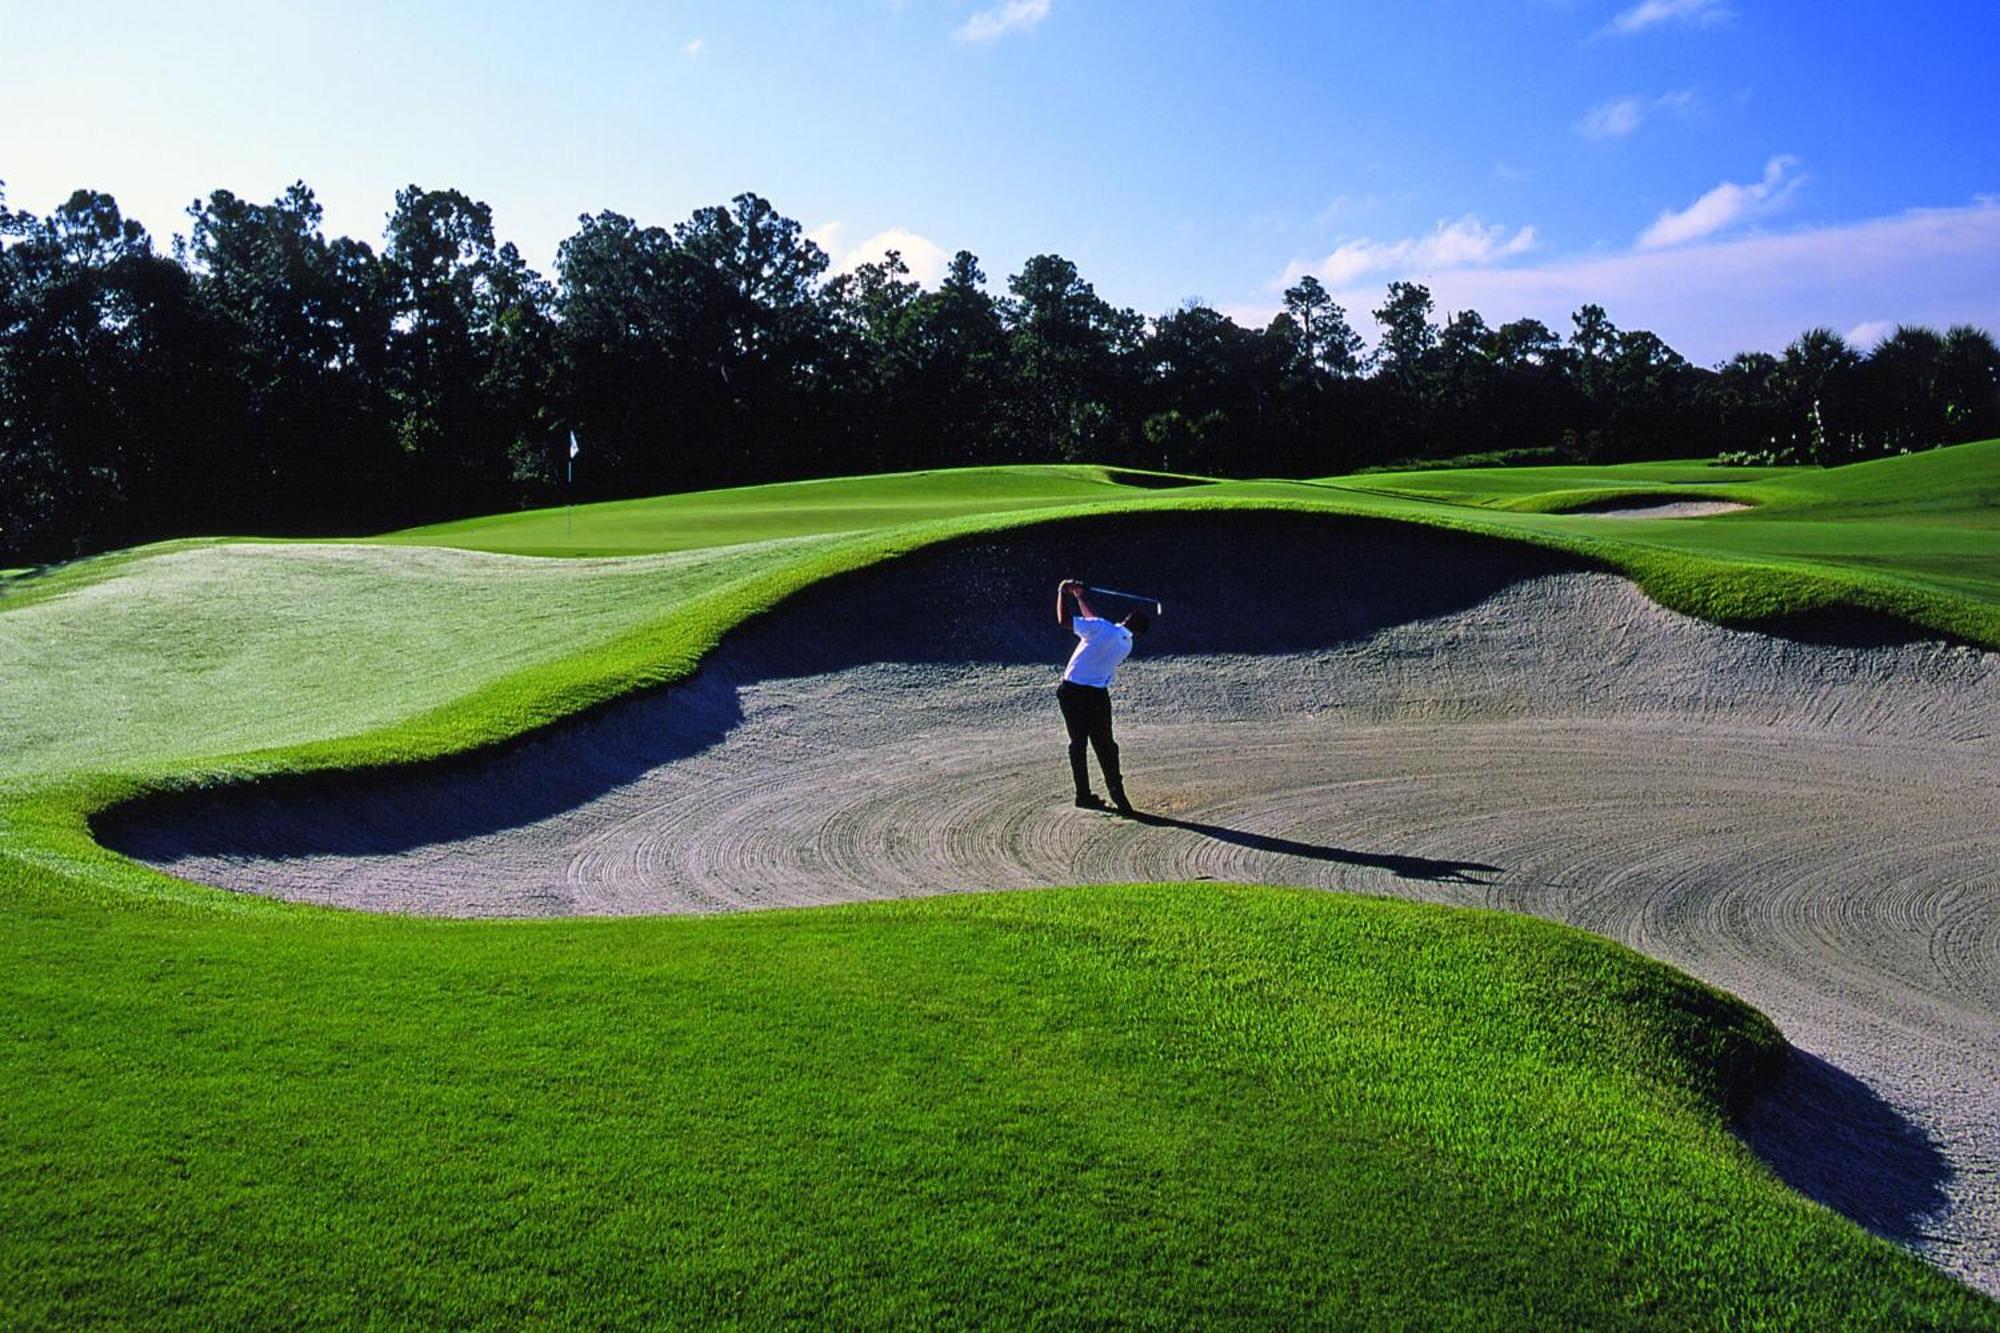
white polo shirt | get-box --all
[1062,616,1133,688]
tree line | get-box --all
[3,180,1996,564]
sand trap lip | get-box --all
[100,511,2000,1294]
[1572,498,1752,519]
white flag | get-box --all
[569,431,580,460]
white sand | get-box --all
[1579,499,1751,518]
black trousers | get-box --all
[1056,680,1124,799]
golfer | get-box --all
[1055,578,1150,813]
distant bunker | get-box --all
[1569,496,1752,519]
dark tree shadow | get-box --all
[1122,811,1502,885]
[1735,1047,1953,1246]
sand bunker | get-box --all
[102,513,2000,1294]
[1574,498,1751,519]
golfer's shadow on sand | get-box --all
[1736,1048,1953,1247]
[1124,812,1501,885]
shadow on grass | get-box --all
[1736,1047,1953,1247]
[99,672,748,858]
[1123,811,1502,885]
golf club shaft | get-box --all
[1085,585,1163,614]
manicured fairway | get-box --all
[4,443,1999,1324]
[1334,457,1794,507]
[371,464,1212,557]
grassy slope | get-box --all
[5,447,2000,1323]
[371,464,1212,557]
[1330,458,1796,506]
[0,540,825,784]
[8,873,1993,1328]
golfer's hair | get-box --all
[1124,610,1152,636]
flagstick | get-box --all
[564,431,582,545]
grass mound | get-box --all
[6,876,1991,1327]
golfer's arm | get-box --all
[1056,582,1072,626]
[1071,589,1098,621]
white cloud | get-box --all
[1282,215,1537,289]
[1639,155,1802,248]
[956,0,1052,42]
[1308,200,2000,365]
[1655,89,1700,118]
[683,36,704,56]
[809,221,951,286]
[1219,301,1281,330]
[1576,90,1699,140]
[1578,98,1644,140]
[807,220,846,256]
[1845,320,1897,349]
[1602,0,1732,37]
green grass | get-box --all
[0,538,824,784]
[371,463,1215,557]
[1309,439,2000,636]
[8,874,1993,1327]
[1332,457,1795,507]
[5,445,2000,1323]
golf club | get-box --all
[1086,585,1164,617]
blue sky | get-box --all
[2,0,1995,362]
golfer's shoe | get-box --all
[1074,793,1112,810]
